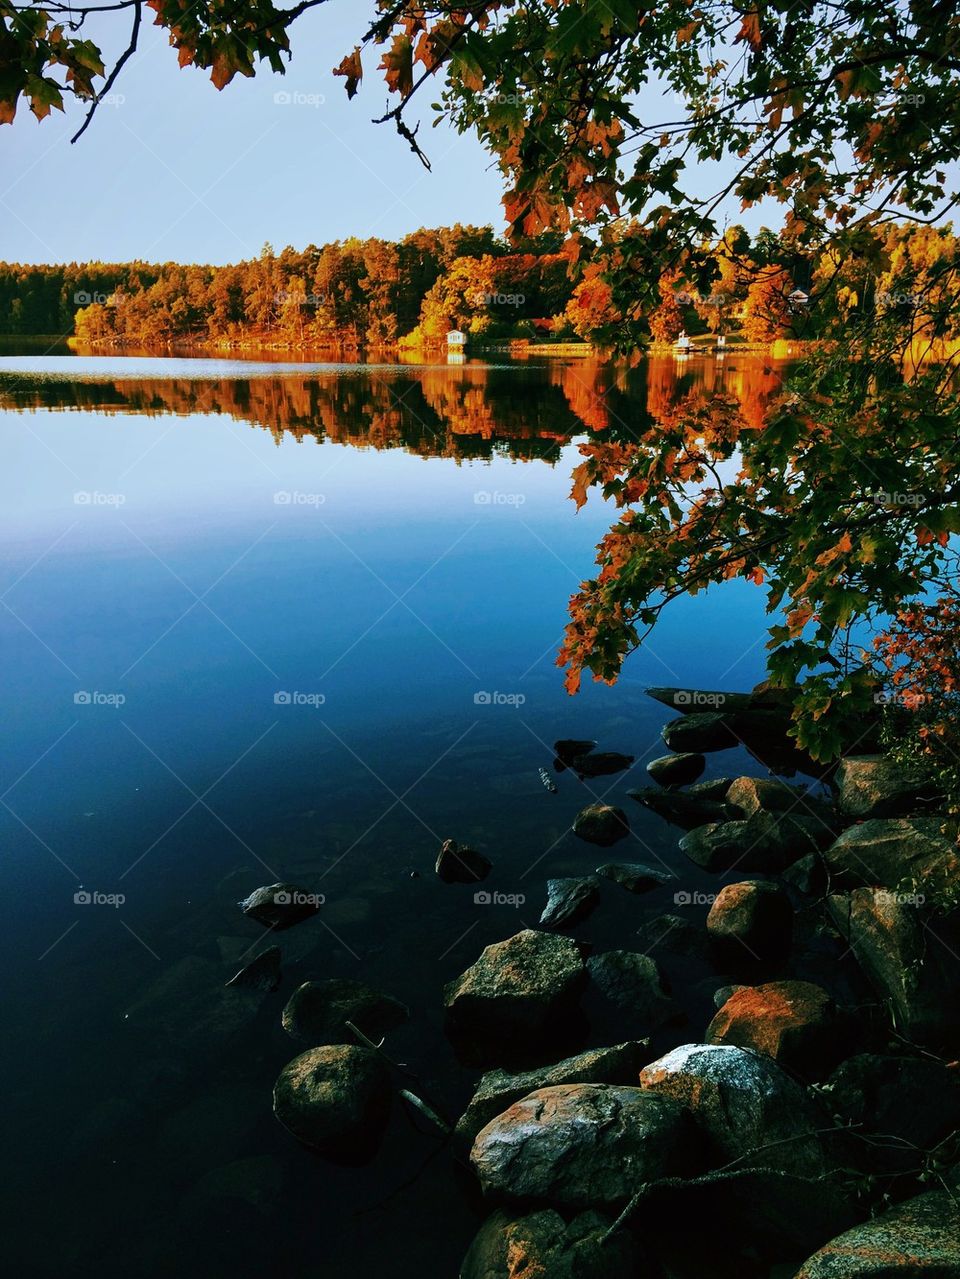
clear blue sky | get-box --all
[0,7,507,265]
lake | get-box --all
[1,351,790,1277]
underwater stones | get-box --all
[647,752,706,787]
[224,946,281,992]
[272,1044,391,1158]
[435,838,492,884]
[572,802,630,847]
[281,978,408,1046]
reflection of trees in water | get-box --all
[0,357,785,462]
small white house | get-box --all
[446,329,466,348]
[788,289,810,309]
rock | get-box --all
[435,838,492,884]
[783,852,828,897]
[444,930,587,1059]
[827,889,960,1048]
[554,738,597,765]
[662,712,737,753]
[680,809,825,872]
[470,1083,696,1207]
[712,983,744,1009]
[795,1191,960,1277]
[571,803,630,847]
[706,981,839,1077]
[647,752,706,787]
[822,817,960,902]
[628,787,741,830]
[726,775,810,816]
[239,882,321,930]
[225,946,281,992]
[689,776,736,800]
[640,1043,829,1178]
[124,956,266,1055]
[835,754,942,820]
[570,751,635,778]
[635,912,711,961]
[455,1041,651,1148]
[596,861,671,893]
[539,877,600,929]
[281,978,408,1046]
[586,951,680,1028]
[461,1208,637,1279]
[706,880,793,966]
[272,1044,391,1158]
[821,1053,960,1172]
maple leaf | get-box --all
[334,47,363,99]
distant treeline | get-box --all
[0,226,577,350]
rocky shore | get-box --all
[229,683,959,1276]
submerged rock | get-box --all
[706,880,793,966]
[635,912,712,961]
[281,978,408,1046]
[553,738,597,765]
[795,1191,960,1277]
[680,810,824,872]
[570,751,635,778]
[471,1083,696,1207]
[272,1044,390,1158]
[640,1043,829,1178]
[662,712,737,753]
[461,1208,637,1279]
[435,838,492,884]
[239,883,321,930]
[539,877,600,929]
[706,980,839,1077]
[629,786,739,831]
[224,946,281,992]
[586,950,680,1028]
[572,802,630,847]
[835,754,941,820]
[444,930,586,1059]
[647,752,706,787]
[595,861,671,893]
[455,1041,651,1149]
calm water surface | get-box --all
[1,353,789,1277]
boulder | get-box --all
[272,1044,391,1158]
[569,751,634,778]
[629,787,740,831]
[647,752,706,787]
[680,810,826,873]
[281,978,408,1046]
[224,946,281,992]
[635,912,712,962]
[640,1043,829,1177]
[827,889,960,1048]
[444,930,586,1059]
[539,877,600,929]
[455,1041,651,1149]
[821,1053,960,1173]
[470,1083,696,1207]
[822,817,960,902]
[689,776,736,800]
[435,838,492,884]
[783,852,828,897]
[795,1191,960,1277]
[662,713,737,753]
[706,880,793,966]
[595,861,671,893]
[554,739,597,765]
[706,980,839,1077]
[586,951,680,1028]
[835,754,942,820]
[239,882,321,930]
[461,1208,637,1279]
[726,776,834,833]
[571,803,630,847]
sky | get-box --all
[0,7,507,265]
